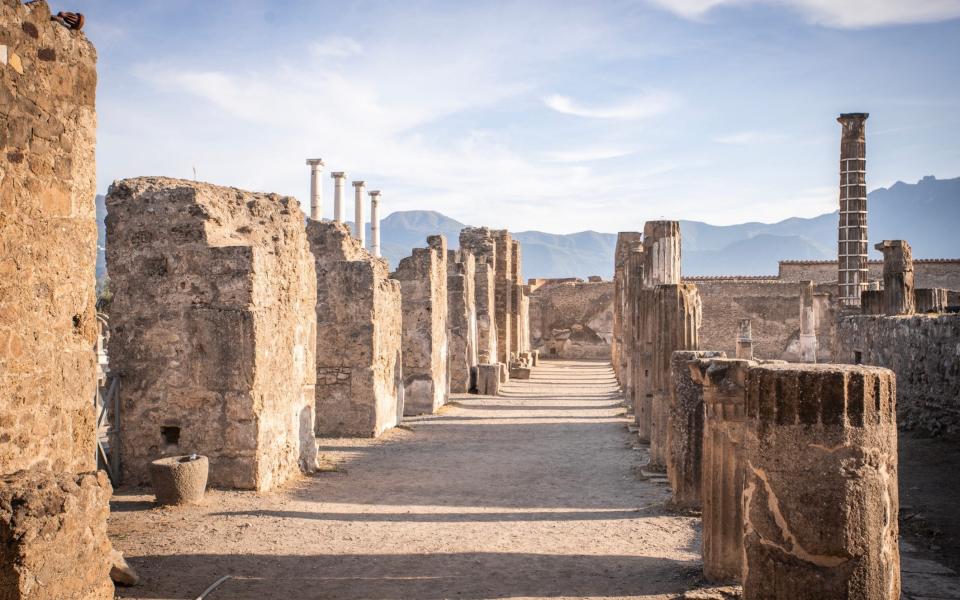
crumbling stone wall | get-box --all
[394,236,449,414]
[459,228,498,363]
[834,314,960,435]
[0,0,98,476]
[493,230,513,363]
[448,250,478,393]
[106,178,318,491]
[742,363,900,599]
[685,278,835,362]
[308,221,402,437]
[778,259,960,291]
[529,280,614,359]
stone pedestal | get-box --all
[689,358,752,582]
[0,469,114,600]
[667,350,726,509]
[741,364,900,600]
[477,364,500,395]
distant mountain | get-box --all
[95,175,960,281]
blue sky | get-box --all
[66,0,960,232]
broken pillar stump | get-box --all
[741,363,900,600]
[477,364,501,396]
[0,469,114,600]
[667,350,726,509]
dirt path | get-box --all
[109,359,703,600]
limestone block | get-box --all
[667,350,726,509]
[741,363,900,600]
[394,238,448,415]
[477,364,501,395]
[106,178,318,491]
[309,221,402,437]
[0,0,98,476]
[509,367,531,380]
[0,469,114,599]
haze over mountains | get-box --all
[96,175,959,281]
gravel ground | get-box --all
[109,359,705,600]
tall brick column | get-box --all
[742,364,900,600]
[668,350,726,509]
[875,240,915,316]
[837,113,869,308]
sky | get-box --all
[64,0,960,233]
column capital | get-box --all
[352,180,365,188]
[331,171,346,179]
[306,158,324,167]
[368,190,381,197]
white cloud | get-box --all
[309,36,363,58]
[543,92,677,120]
[543,147,638,162]
[713,130,785,144]
[646,0,960,27]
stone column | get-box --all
[915,288,948,313]
[352,181,365,246]
[643,221,681,287]
[306,158,324,220]
[742,364,900,600]
[625,247,645,416]
[492,230,513,365]
[648,283,701,472]
[459,228,498,364]
[613,232,643,388]
[331,171,347,223]
[689,358,752,582]
[837,113,870,308]
[875,239,915,316]
[861,290,884,315]
[668,350,726,509]
[369,190,382,257]
[735,319,753,359]
[799,280,817,362]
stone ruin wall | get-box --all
[459,227,498,364]
[0,3,115,597]
[106,178,317,491]
[778,259,960,291]
[529,280,614,359]
[393,236,448,414]
[0,0,98,476]
[685,278,836,362]
[448,250,478,393]
[834,313,960,436]
[308,221,402,437]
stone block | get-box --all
[667,350,726,509]
[741,363,900,600]
[914,288,947,313]
[477,364,501,396]
[0,469,114,600]
[509,367,531,380]
[106,178,318,491]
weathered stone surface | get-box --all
[689,358,752,582]
[667,350,726,509]
[741,363,900,600]
[837,113,870,307]
[530,279,613,359]
[476,364,500,395]
[834,314,960,436]
[798,280,817,363]
[0,0,98,476]
[308,221,402,437]
[648,284,701,472]
[0,469,114,599]
[642,221,681,287]
[448,250,478,393]
[459,228,498,363]
[393,236,449,415]
[612,233,643,394]
[493,230,513,364]
[106,177,318,490]
[860,289,884,315]
[875,239,915,316]
[735,319,752,359]
[109,549,139,587]
[914,288,947,313]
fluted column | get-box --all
[306,158,324,221]
[331,171,347,223]
[369,190,381,257]
[876,239,915,315]
[352,180,365,246]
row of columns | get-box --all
[305,158,381,258]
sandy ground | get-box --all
[109,360,707,600]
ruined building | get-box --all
[308,220,402,437]
[529,278,614,359]
[393,235,449,413]
[0,1,115,596]
[106,178,318,491]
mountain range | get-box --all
[96,175,959,280]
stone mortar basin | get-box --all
[148,455,209,505]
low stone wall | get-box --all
[833,313,960,435]
[0,469,114,599]
[107,178,318,490]
[530,281,614,359]
[778,259,960,291]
